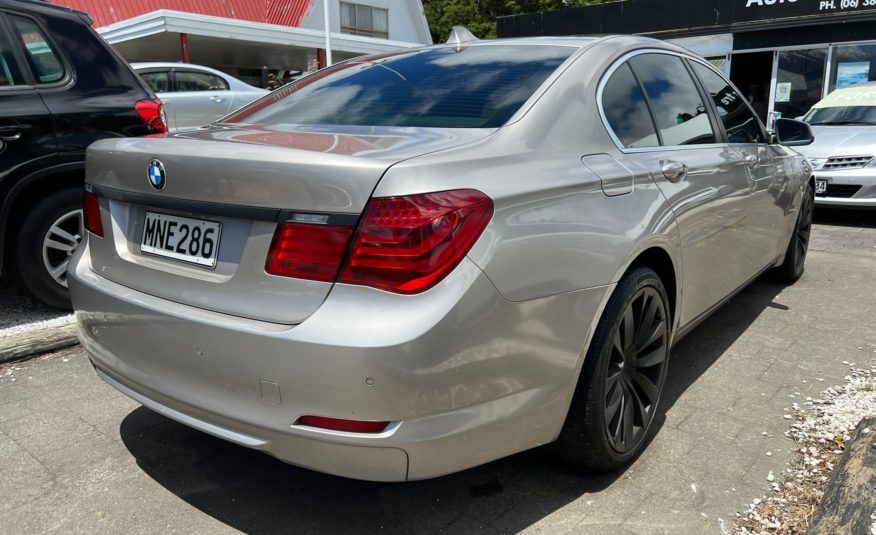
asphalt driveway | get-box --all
[1,208,875,534]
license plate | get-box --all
[140,212,221,268]
[815,179,828,195]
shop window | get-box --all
[629,54,717,146]
[174,71,229,92]
[340,2,388,39]
[691,62,764,144]
[774,49,826,120]
[830,44,876,93]
[602,63,659,148]
[9,15,63,84]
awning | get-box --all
[98,10,424,70]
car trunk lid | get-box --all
[84,125,492,324]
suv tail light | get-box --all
[265,189,493,294]
[83,191,103,237]
[135,98,167,133]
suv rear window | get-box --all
[9,15,64,84]
[227,45,575,128]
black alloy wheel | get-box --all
[777,184,814,282]
[553,266,671,472]
[604,286,668,454]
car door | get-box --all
[169,68,234,130]
[0,13,57,186]
[689,60,791,270]
[603,52,756,327]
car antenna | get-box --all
[446,26,478,50]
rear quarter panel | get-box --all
[375,38,682,304]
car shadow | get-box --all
[119,276,789,534]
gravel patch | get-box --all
[0,277,73,338]
[736,356,876,534]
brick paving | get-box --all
[1,208,875,534]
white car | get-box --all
[133,63,267,132]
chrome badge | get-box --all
[147,159,166,191]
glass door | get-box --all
[773,48,827,120]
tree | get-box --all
[422,0,611,43]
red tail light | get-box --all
[266,223,353,282]
[83,191,103,237]
[135,98,167,133]
[265,189,493,294]
[296,416,390,433]
[339,190,493,294]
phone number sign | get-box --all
[742,0,876,19]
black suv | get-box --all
[0,0,165,308]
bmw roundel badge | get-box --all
[147,159,166,191]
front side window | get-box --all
[691,62,764,144]
[602,63,659,148]
[174,71,229,92]
[9,15,63,84]
[629,54,716,146]
[226,45,574,129]
[340,2,388,38]
[140,71,170,93]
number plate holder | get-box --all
[140,211,222,268]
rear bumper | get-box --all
[69,242,608,481]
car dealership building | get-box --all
[499,0,876,122]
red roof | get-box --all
[52,0,314,28]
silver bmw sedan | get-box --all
[69,33,815,482]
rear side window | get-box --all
[691,62,765,144]
[602,63,659,148]
[0,32,24,86]
[174,71,229,92]
[226,45,575,128]
[9,15,64,84]
[629,54,716,146]
[140,71,170,93]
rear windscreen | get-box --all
[225,45,575,128]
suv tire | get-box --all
[14,187,83,310]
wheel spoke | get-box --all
[635,343,666,368]
[621,389,635,446]
[637,317,664,352]
[628,379,650,426]
[629,369,658,404]
[612,330,625,358]
[45,239,76,253]
[605,381,623,424]
[49,259,69,283]
[622,304,635,351]
[48,224,79,246]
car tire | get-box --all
[14,188,83,310]
[776,184,814,283]
[552,266,671,472]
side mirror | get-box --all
[774,118,814,147]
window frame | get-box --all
[598,49,737,153]
[687,57,769,146]
[340,2,389,39]
[170,68,230,92]
[3,10,71,89]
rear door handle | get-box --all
[210,95,224,103]
[661,160,687,182]
[0,124,28,142]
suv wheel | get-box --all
[14,188,83,309]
